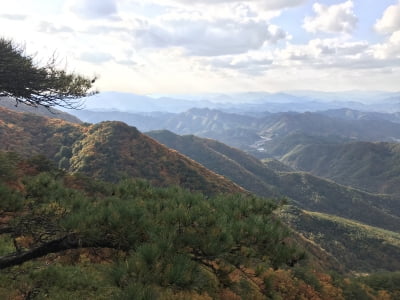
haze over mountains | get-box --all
[74,90,400,114]
[0,97,82,123]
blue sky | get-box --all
[1,0,400,94]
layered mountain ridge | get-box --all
[1,106,400,274]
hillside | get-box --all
[161,108,261,149]
[257,112,400,142]
[147,131,400,231]
[262,158,295,172]
[257,132,350,158]
[0,153,304,299]
[147,130,280,198]
[2,153,399,299]
[319,108,400,124]
[147,130,400,272]
[0,107,243,195]
[281,206,400,272]
[277,172,400,232]
[269,137,400,195]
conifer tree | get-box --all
[0,38,96,109]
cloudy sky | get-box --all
[1,0,400,94]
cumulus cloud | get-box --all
[372,31,400,59]
[133,18,287,56]
[209,37,391,75]
[303,1,358,34]
[191,35,393,77]
[67,0,118,19]
[375,1,400,34]
[310,39,369,56]
[274,38,400,70]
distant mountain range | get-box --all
[65,90,400,114]
[70,108,400,156]
[319,108,400,123]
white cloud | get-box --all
[278,38,400,71]
[79,51,114,64]
[160,0,307,11]
[132,17,287,56]
[37,21,74,34]
[0,14,27,20]
[209,37,393,75]
[372,31,400,59]
[309,39,369,57]
[275,38,392,69]
[66,0,118,19]
[375,1,400,34]
[200,38,373,77]
[207,53,273,75]
[255,0,308,11]
[303,1,357,34]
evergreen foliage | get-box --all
[0,38,96,108]
[0,152,307,298]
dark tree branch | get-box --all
[0,234,122,270]
[0,227,13,234]
[0,38,97,109]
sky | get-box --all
[1,0,400,94]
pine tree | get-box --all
[0,38,96,109]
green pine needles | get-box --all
[0,152,304,298]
